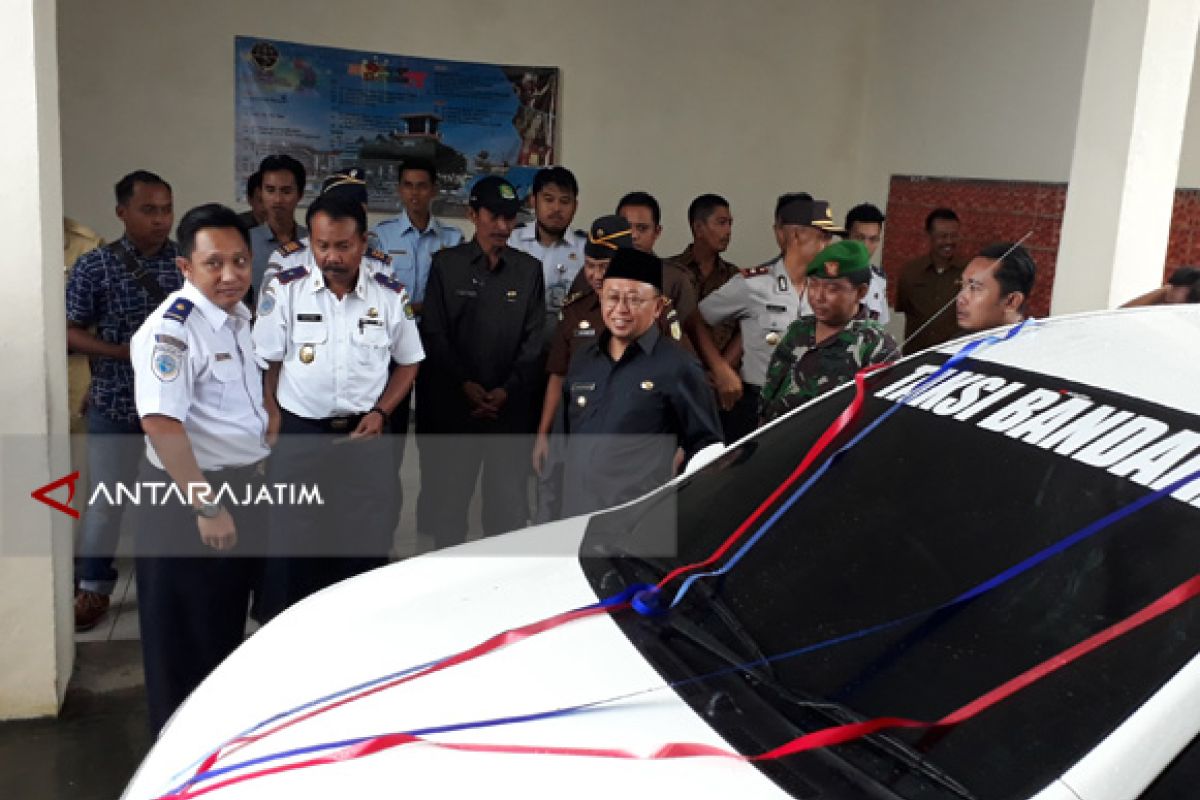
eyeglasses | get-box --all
[601,291,655,310]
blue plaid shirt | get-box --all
[65,236,182,423]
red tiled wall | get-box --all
[882,176,1197,316]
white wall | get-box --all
[854,0,1095,203]
[58,0,878,268]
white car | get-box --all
[125,306,1200,800]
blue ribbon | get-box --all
[667,320,1032,609]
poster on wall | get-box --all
[234,36,559,215]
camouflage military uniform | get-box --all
[759,312,897,422]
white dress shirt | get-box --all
[132,280,270,470]
[252,262,425,419]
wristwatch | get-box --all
[368,405,389,421]
[194,501,223,519]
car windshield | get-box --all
[580,350,1200,799]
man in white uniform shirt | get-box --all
[253,192,423,620]
[130,203,269,734]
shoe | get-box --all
[74,589,110,632]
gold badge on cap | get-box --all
[299,344,316,364]
[766,331,781,346]
[641,380,655,391]
[824,262,840,277]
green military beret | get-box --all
[806,240,871,283]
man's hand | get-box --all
[531,432,549,476]
[197,508,237,551]
[266,407,281,447]
[482,387,508,412]
[463,381,489,409]
[350,409,386,439]
[713,361,743,411]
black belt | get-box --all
[282,407,367,433]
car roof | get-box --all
[929,306,1200,415]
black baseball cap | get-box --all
[469,175,521,217]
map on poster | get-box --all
[234,36,559,215]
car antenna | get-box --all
[883,230,1034,362]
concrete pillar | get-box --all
[0,0,74,718]
[1053,0,1200,314]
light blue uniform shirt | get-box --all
[250,222,308,296]
[369,210,463,304]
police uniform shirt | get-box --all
[251,262,425,419]
[865,265,891,324]
[698,256,810,386]
[262,238,394,291]
[559,325,722,517]
[369,210,463,305]
[250,222,309,293]
[507,221,587,317]
[131,280,270,471]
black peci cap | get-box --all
[603,248,663,292]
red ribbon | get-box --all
[656,364,889,592]
[166,574,1200,798]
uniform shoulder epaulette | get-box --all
[276,240,305,257]
[367,247,392,266]
[561,290,586,309]
[662,296,675,308]
[373,270,407,293]
[741,265,772,278]
[276,265,309,285]
[162,297,194,324]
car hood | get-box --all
[124,520,787,799]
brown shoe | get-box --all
[74,589,110,632]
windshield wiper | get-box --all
[660,612,976,800]
[598,549,975,800]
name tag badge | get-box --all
[213,352,233,361]
[574,328,597,338]
[570,382,596,392]
[297,313,323,322]
[766,304,788,313]
[456,289,478,298]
